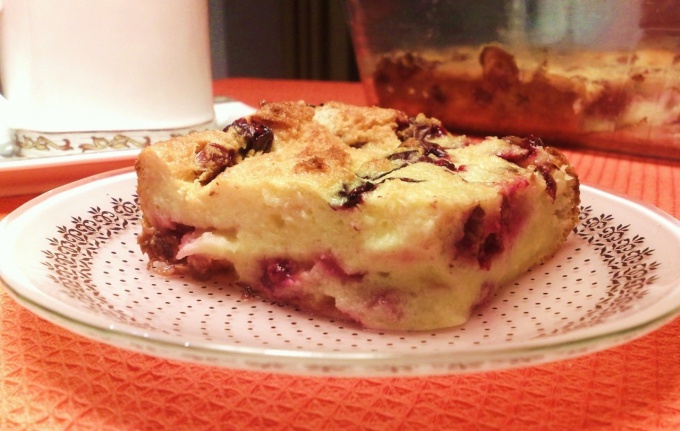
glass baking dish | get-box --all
[346,0,680,160]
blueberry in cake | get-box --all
[136,101,579,331]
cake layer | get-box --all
[136,101,580,330]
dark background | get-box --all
[209,0,359,81]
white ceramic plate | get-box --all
[0,100,255,197]
[1,169,680,377]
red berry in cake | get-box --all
[224,118,274,156]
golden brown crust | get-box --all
[544,145,581,243]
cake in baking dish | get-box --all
[135,101,580,331]
[370,45,680,158]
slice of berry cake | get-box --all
[136,101,579,331]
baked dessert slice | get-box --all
[136,101,579,331]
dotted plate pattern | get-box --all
[2,169,680,376]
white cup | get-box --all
[0,0,215,158]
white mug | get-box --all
[0,0,215,157]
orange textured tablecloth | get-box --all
[2,78,680,431]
